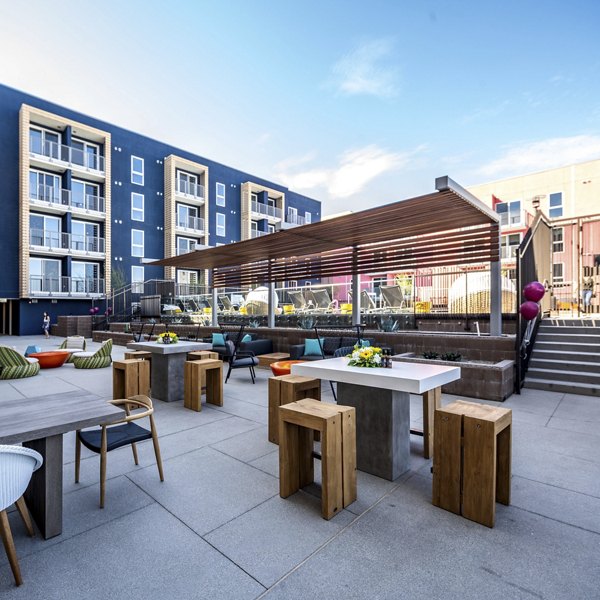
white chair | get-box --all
[0,445,43,586]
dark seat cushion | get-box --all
[231,356,259,368]
[79,422,151,453]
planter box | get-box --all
[393,353,514,401]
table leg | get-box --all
[151,353,186,402]
[23,434,63,539]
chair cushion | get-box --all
[25,357,39,364]
[304,338,324,356]
[212,333,226,346]
[79,422,151,453]
[232,356,259,368]
[73,351,94,358]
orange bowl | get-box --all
[28,350,70,369]
[270,360,306,376]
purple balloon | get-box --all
[520,301,539,321]
[89,308,95,315]
[523,281,545,303]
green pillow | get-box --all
[304,338,324,356]
[241,334,252,343]
[212,333,226,346]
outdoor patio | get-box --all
[0,335,598,598]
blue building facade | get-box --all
[0,84,321,335]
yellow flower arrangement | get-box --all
[347,344,383,367]
[157,331,179,344]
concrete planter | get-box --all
[393,353,515,401]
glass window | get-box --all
[71,261,99,293]
[29,257,60,293]
[495,200,521,227]
[72,139,100,170]
[305,211,312,224]
[553,263,564,283]
[287,206,298,223]
[72,180,100,210]
[552,227,564,253]
[267,224,275,233]
[72,221,99,252]
[29,214,60,248]
[131,156,144,185]
[177,204,198,228]
[176,237,197,255]
[29,126,60,158]
[216,212,225,236]
[177,171,199,196]
[131,229,144,257]
[216,182,226,206]
[131,192,144,221]
[29,170,61,203]
[131,266,144,293]
[500,233,521,259]
[549,192,563,218]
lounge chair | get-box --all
[0,346,40,380]
[380,285,407,310]
[59,335,87,363]
[72,339,113,369]
[287,290,308,312]
[305,289,337,312]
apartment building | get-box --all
[0,84,320,334]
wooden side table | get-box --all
[257,352,290,369]
[184,359,223,412]
[432,400,512,527]
[268,375,321,444]
[112,359,150,399]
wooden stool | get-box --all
[124,350,152,361]
[112,359,150,399]
[187,350,220,361]
[279,399,356,520]
[268,375,321,444]
[184,359,223,411]
[432,400,512,528]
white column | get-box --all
[211,270,218,327]
[351,273,361,326]
[268,282,276,328]
[490,258,502,336]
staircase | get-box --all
[524,318,600,396]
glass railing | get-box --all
[30,185,105,213]
[29,137,105,172]
[177,216,204,231]
[251,200,282,219]
[250,229,269,238]
[176,181,205,200]
[29,276,105,295]
[285,212,306,225]
[177,245,197,255]
[29,229,105,253]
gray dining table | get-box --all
[0,391,123,539]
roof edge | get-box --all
[435,175,499,223]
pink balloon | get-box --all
[523,281,545,302]
[520,301,539,321]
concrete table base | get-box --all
[338,382,410,481]
[152,353,188,402]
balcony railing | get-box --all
[29,137,105,173]
[497,209,530,229]
[176,216,204,232]
[251,200,282,220]
[250,229,269,238]
[29,276,105,295]
[285,212,306,226]
[30,229,106,253]
[30,184,105,213]
[501,245,518,260]
[176,181,205,200]
[176,246,197,255]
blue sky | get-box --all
[1,0,599,215]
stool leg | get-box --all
[320,416,343,520]
[462,417,496,527]
[298,427,314,488]
[340,409,357,507]
[432,411,462,515]
[279,420,300,498]
[496,424,511,506]
[422,387,441,459]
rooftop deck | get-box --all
[0,335,598,598]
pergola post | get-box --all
[489,223,502,335]
[351,247,360,326]
[211,270,218,327]
[268,282,276,328]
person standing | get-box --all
[42,312,50,338]
[582,276,595,313]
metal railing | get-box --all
[29,276,105,295]
[251,200,282,220]
[30,184,105,213]
[29,137,105,172]
[30,229,105,253]
[176,181,205,200]
[176,215,204,231]
[177,245,197,255]
[285,212,306,226]
[250,229,269,238]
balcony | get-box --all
[175,181,205,204]
[30,229,106,256]
[497,209,531,230]
[251,200,282,223]
[30,185,106,219]
[282,212,306,229]
[29,137,105,180]
[500,245,518,260]
[175,215,205,235]
[29,275,105,297]
[250,229,269,239]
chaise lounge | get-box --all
[0,346,40,379]
[72,339,113,369]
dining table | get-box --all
[292,357,460,481]
[0,391,124,539]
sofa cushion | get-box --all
[322,337,342,356]
[241,334,252,343]
[212,333,226,346]
[304,338,324,356]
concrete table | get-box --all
[127,341,211,402]
[292,358,460,481]
[0,391,123,539]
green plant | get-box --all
[347,344,384,368]
[248,318,260,328]
[423,351,439,359]
[111,264,127,291]
[378,315,399,332]
[441,352,462,362]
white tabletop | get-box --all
[291,357,460,394]
[127,341,211,355]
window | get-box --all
[131,266,144,293]
[552,227,564,253]
[216,212,225,236]
[29,126,60,158]
[267,224,275,234]
[500,233,521,259]
[72,138,100,170]
[176,237,197,255]
[72,179,100,211]
[177,270,198,285]
[131,192,144,221]
[72,221,100,252]
[553,263,564,283]
[288,280,298,288]
[131,156,144,185]
[549,192,563,218]
[177,204,199,229]
[29,258,61,293]
[495,200,521,227]
[305,211,312,224]
[177,171,200,197]
[216,182,226,206]
[71,261,99,293]
[29,169,61,203]
[131,229,144,257]
[29,214,60,248]
[287,206,298,223]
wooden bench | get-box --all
[184,359,223,412]
[279,398,356,520]
[112,359,150,399]
[432,400,512,527]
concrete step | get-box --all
[543,318,600,327]
[539,325,600,336]
[526,367,600,385]
[529,357,600,373]
[523,377,600,397]
[531,349,600,363]
[534,341,600,354]
[536,332,600,344]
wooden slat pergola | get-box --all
[151,177,503,334]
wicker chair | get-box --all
[75,395,164,507]
[0,346,40,380]
[59,335,87,363]
[72,339,113,369]
[0,445,43,586]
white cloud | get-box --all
[478,135,600,178]
[331,38,399,98]
[276,144,425,199]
